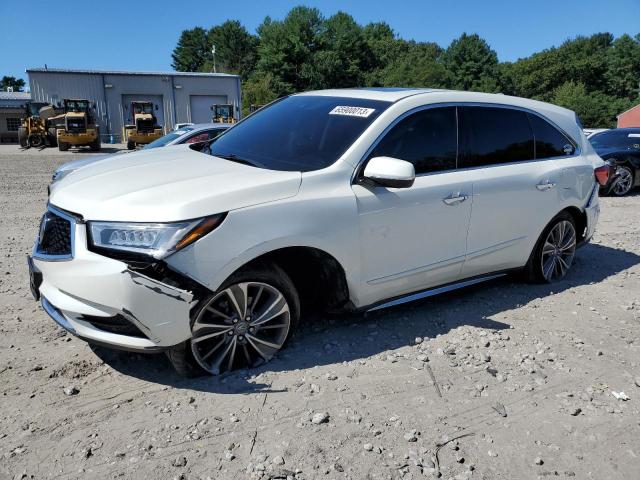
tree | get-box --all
[368,41,446,88]
[313,12,370,89]
[171,27,210,72]
[605,34,640,100]
[441,33,500,92]
[204,20,258,78]
[0,76,25,92]
[552,80,632,128]
[242,73,279,116]
[254,6,324,95]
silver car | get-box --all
[51,124,230,183]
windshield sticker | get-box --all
[329,106,376,118]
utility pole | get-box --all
[211,46,216,73]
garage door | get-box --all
[190,95,227,124]
[121,94,165,131]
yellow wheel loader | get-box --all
[124,101,163,150]
[211,104,236,124]
[18,102,60,149]
[50,99,101,151]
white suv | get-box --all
[29,88,608,376]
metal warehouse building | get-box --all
[27,68,241,142]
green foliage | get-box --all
[171,27,210,72]
[551,81,633,128]
[0,76,26,92]
[171,8,640,126]
[204,21,257,77]
[441,33,500,92]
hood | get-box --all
[55,152,123,174]
[49,145,302,222]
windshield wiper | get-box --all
[213,153,259,167]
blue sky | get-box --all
[1,0,639,83]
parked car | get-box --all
[589,128,640,196]
[583,128,608,138]
[29,89,606,376]
[50,124,229,184]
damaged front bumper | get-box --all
[30,220,195,352]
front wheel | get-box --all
[127,139,135,150]
[58,141,70,151]
[524,212,577,283]
[167,264,300,376]
[609,165,634,197]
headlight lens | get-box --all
[88,214,225,259]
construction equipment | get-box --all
[50,99,101,151]
[124,101,163,150]
[18,102,59,148]
[249,104,264,114]
[211,104,236,124]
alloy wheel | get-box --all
[540,220,576,282]
[612,167,633,196]
[191,282,291,375]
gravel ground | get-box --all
[1,146,639,480]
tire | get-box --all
[166,263,300,376]
[18,127,28,148]
[89,136,101,151]
[47,128,58,147]
[58,141,70,151]
[524,211,577,283]
[609,165,634,197]
[29,134,44,148]
[127,140,135,150]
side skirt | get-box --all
[364,272,509,313]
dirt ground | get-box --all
[1,145,639,480]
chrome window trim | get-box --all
[32,205,78,262]
[352,101,581,185]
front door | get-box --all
[352,106,472,303]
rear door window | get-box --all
[528,114,575,158]
[459,106,534,168]
[369,107,457,174]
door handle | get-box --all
[536,180,557,191]
[443,193,468,205]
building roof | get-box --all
[0,91,31,100]
[617,103,640,118]
[27,67,240,78]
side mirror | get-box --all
[363,156,415,188]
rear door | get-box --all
[353,106,472,301]
[458,106,575,278]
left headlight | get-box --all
[88,214,226,259]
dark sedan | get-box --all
[589,128,640,196]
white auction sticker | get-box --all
[329,106,376,118]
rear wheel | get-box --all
[167,264,300,376]
[610,165,634,197]
[18,127,28,148]
[47,128,58,147]
[524,212,577,283]
[28,134,44,148]
[89,136,101,151]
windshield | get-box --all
[143,128,194,149]
[65,100,89,113]
[590,130,640,152]
[207,95,390,171]
[133,103,153,114]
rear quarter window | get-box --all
[528,114,576,158]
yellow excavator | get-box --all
[50,99,101,151]
[18,102,59,148]
[124,101,163,149]
[212,104,236,124]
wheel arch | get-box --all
[228,246,352,316]
[559,206,588,244]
